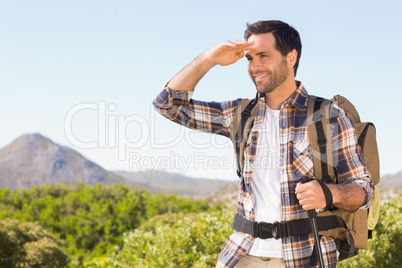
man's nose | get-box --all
[249,59,262,72]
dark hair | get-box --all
[244,20,302,76]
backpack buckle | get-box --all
[259,222,274,239]
[317,138,327,146]
[270,222,282,240]
[235,133,242,142]
[251,221,282,239]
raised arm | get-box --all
[167,40,254,92]
[153,40,254,137]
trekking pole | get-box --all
[299,176,325,268]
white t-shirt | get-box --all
[249,106,282,258]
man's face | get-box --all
[246,33,290,94]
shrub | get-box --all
[339,195,402,267]
[0,183,213,265]
[86,209,234,268]
[0,219,69,267]
[87,195,402,268]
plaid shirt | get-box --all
[153,82,374,268]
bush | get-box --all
[0,219,69,267]
[87,195,402,268]
[0,183,213,265]
[339,195,402,267]
[85,209,234,268]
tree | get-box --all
[0,219,69,267]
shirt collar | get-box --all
[255,81,309,110]
[284,81,309,110]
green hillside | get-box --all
[0,183,400,267]
[0,183,223,267]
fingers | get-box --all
[297,190,317,210]
[296,181,325,210]
[295,181,307,194]
[224,40,255,50]
[204,40,254,66]
[298,198,313,211]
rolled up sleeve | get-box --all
[153,86,248,139]
[331,107,375,210]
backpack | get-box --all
[231,94,380,261]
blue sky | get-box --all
[1,1,401,180]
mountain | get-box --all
[114,170,235,199]
[0,133,132,189]
[7,133,399,201]
[0,133,234,199]
[208,182,239,209]
[377,171,402,201]
[377,170,402,191]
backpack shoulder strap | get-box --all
[307,95,335,182]
[231,99,258,178]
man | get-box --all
[153,20,374,268]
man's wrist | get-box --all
[198,51,217,70]
[327,183,365,212]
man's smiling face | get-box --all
[246,33,291,94]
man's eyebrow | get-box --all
[245,51,269,58]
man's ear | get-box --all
[287,49,297,68]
